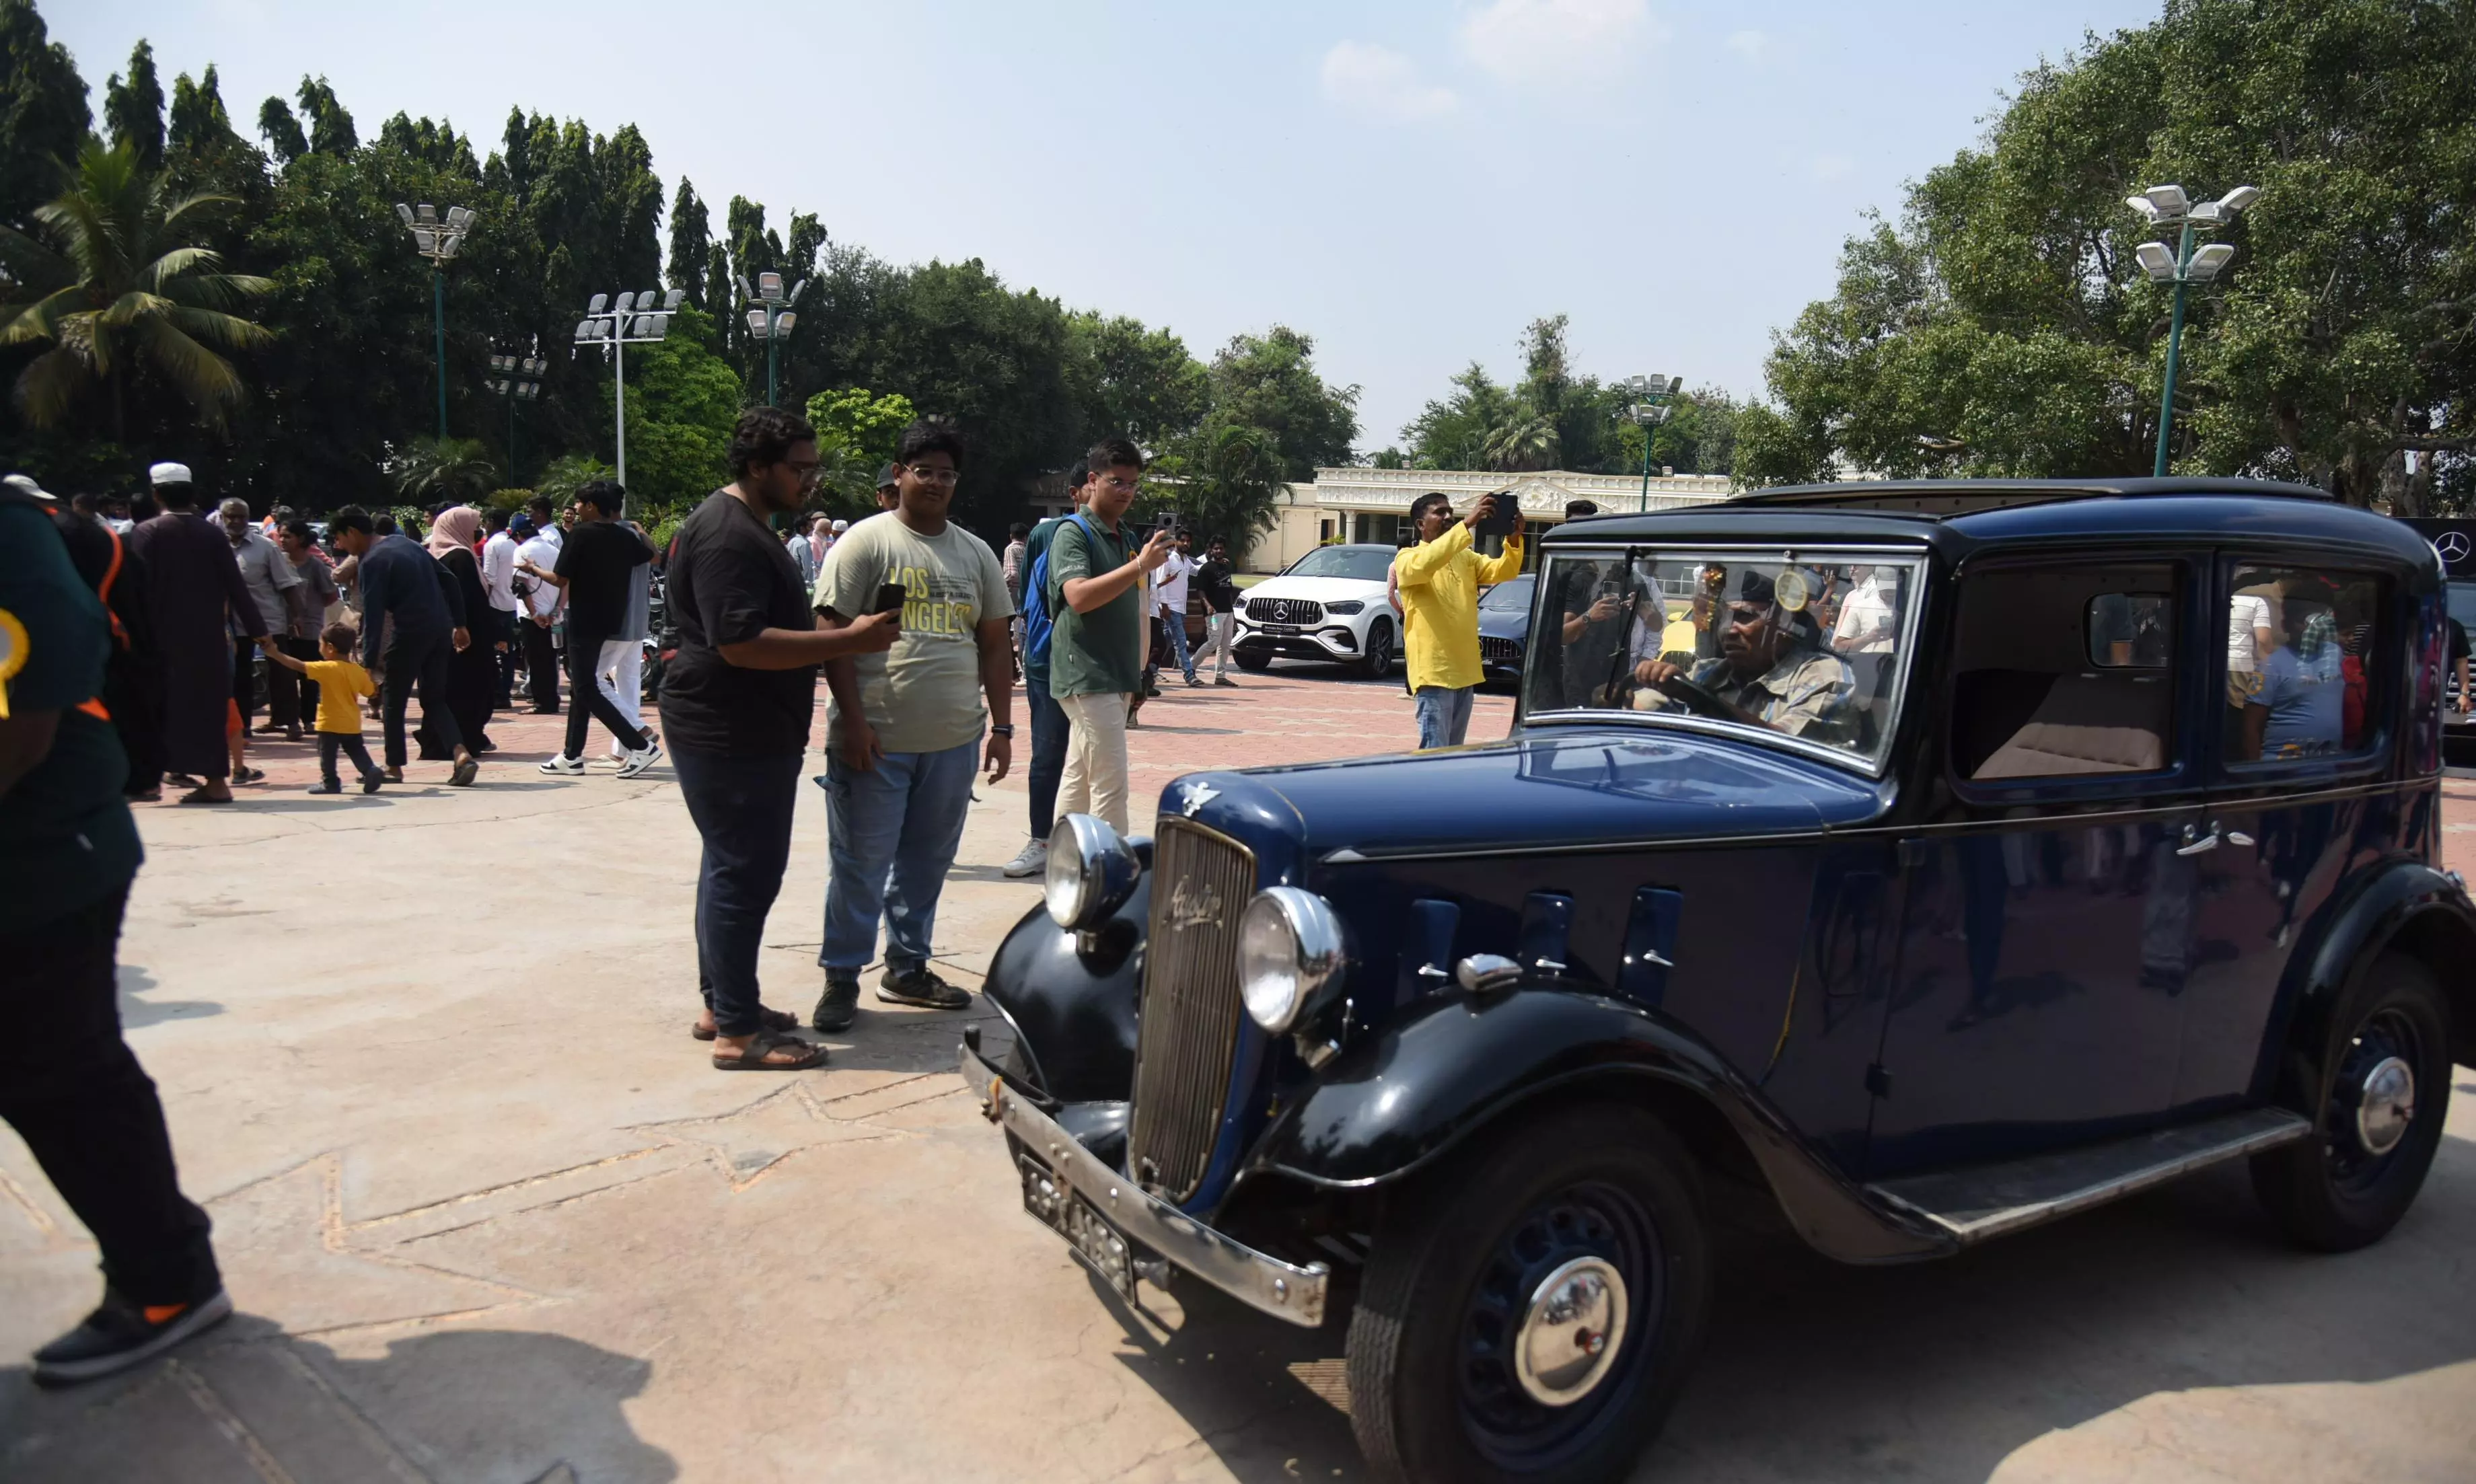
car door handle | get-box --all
[2223,828,2255,847]
[2176,826,2222,856]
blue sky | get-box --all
[57,0,2163,453]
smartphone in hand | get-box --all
[1474,494,1518,537]
[873,583,908,617]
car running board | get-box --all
[1864,1107,2312,1245]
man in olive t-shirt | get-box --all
[809,421,1015,1029]
[1046,437,1171,835]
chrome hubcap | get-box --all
[1513,1256,1628,1407]
[2354,1055,2415,1156]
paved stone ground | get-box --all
[1,657,2469,1483]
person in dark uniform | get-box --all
[1631,568,1857,745]
[0,481,229,1385]
[124,463,269,804]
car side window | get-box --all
[1950,562,2179,780]
[2222,564,2380,764]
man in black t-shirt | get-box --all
[660,409,899,1072]
[519,482,659,776]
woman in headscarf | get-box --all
[417,506,500,757]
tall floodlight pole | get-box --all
[737,270,808,406]
[573,289,684,508]
[2125,183,2259,476]
[1615,373,1683,511]
[396,202,476,441]
[484,348,545,484]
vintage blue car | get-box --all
[961,478,2473,1484]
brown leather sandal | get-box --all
[711,1031,828,1072]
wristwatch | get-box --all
[988,724,1016,738]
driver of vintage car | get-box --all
[1630,568,1857,743]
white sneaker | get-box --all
[616,740,664,778]
[539,753,586,776]
[1001,837,1048,879]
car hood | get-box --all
[1477,603,1529,640]
[1243,574,1388,603]
[1165,725,1889,861]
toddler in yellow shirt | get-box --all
[266,623,383,794]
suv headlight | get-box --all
[1238,887,1350,1033]
[1324,599,1364,615]
[1046,813,1139,930]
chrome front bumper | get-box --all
[960,1039,1329,1328]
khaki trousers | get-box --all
[1057,690,1133,836]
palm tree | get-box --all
[0,136,274,438]
[1482,410,1560,472]
[385,437,501,508]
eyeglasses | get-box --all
[1095,475,1140,494]
[903,466,961,486]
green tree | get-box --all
[1202,326,1358,480]
[667,179,708,305]
[0,135,273,437]
[385,435,499,506]
[1152,418,1289,546]
[103,40,162,170]
[1068,311,1208,445]
[295,76,355,155]
[614,304,739,509]
[803,385,914,513]
[0,0,90,227]
[1755,0,2476,504]
[255,96,306,165]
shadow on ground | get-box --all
[1091,1125,2474,1483]
[1,1321,673,1483]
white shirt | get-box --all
[2228,592,2273,672]
[481,530,521,612]
[1833,572,1899,655]
[1153,550,1193,614]
[517,531,565,619]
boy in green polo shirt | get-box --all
[1045,438,1172,835]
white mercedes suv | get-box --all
[1231,543,1399,678]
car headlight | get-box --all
[1324,599,1364,615]
[1237,887,1350,1033]
[1046,813,1139,930]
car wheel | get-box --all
[1346,1102,1710,1484]
[1356,618,1395,679]
[2250,952,2451,1253]
[1235,650,1273,672]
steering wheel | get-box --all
[1651,670,1733,720]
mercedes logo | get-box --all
[2434,531,2471,564]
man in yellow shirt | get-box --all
[1393,491,1525,747]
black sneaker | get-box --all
[879,967,972,1010]
[33,1288,233,1387]
[812,977,861,1033]
[307,779,340,795]
[361,771,384,794]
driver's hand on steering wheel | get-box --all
[1633,657,1684,689]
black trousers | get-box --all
[493,616,521,708]
[231,636,296,731]
[318,732,378,783]
[0,887,220,1307]
[671,748,801,1037]
[379,632,463,770]
[522,619,560,710]
[562,629,647,758]
[278,638,322,725]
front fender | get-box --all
[2273,856,2476,1084]
[981,877,1150,1104]
[1244,985,1955,1264]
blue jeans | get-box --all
[1025,671,1068,842]
[1414,685,1475,749]
[820,735,981,975]
[671,748,802,1037]
[1159,609,1194,681]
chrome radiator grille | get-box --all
[1248,597,1325,626]
[1127,817,1258,1203]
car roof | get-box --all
[1547,479,2433,571]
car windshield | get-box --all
[2447,579,2476,633]
[1480,574,1535,611]
[1521,549,1923,769]
[1286,546,1394,582]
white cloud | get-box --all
[1725,29,1768,62]
[1321,41,1459,122]
[1457,0,1666,85]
